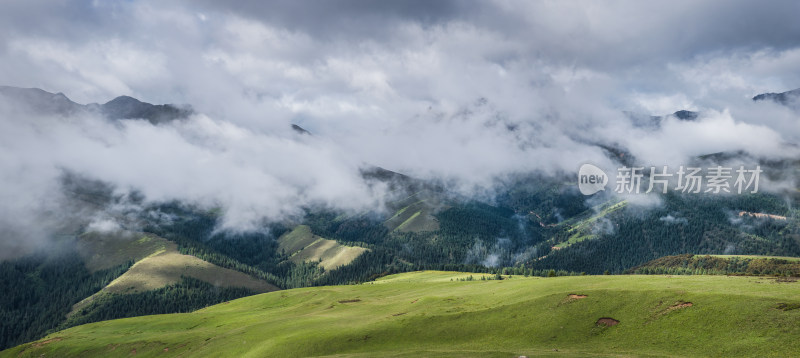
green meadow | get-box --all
[4,271,800,357]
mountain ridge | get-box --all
[0,86,191,124]
[752,87,800,106]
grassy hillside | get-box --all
[278,225,368,270]
[383,194,441,233]
[77,232,169,272]
[5,271,800,357]
[98,241,276,294]
[552,200,626,249]
[78,231,276,293]
[70,233,278,317]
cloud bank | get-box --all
[0,0,799,256]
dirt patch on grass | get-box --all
[338,299,362,303]
[668,301,693,311]
[648,301,694,321]
[596,318,619,327]
[559,293,588,306]
[32,337,62,347]
[777,303,800,311]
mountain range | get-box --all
[0,86,798,351]
[0,86,191,124]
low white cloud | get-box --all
[659,214,688,225]
[0,0,798,255]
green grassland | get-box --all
[278,225,369,270]
[5,271,800,357]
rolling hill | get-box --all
[278,225,369,270]
[76,231,278,294]
[66,231,278,327]
[383,190,442,233]
[4,271,800,357]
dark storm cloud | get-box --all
[0,0,103,40]
[190,0,800,68]
[191,0,468,38]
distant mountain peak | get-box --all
[101,95,191,124]
[625,109,699,132]
[752,88,800,106]
[671,110,698,121]
[291,124,312,135]
[0,85,82,115]
[104,95,143,106]
[0,86,192,124]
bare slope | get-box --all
[278,225,368,270]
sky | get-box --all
[0,0,799,256]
